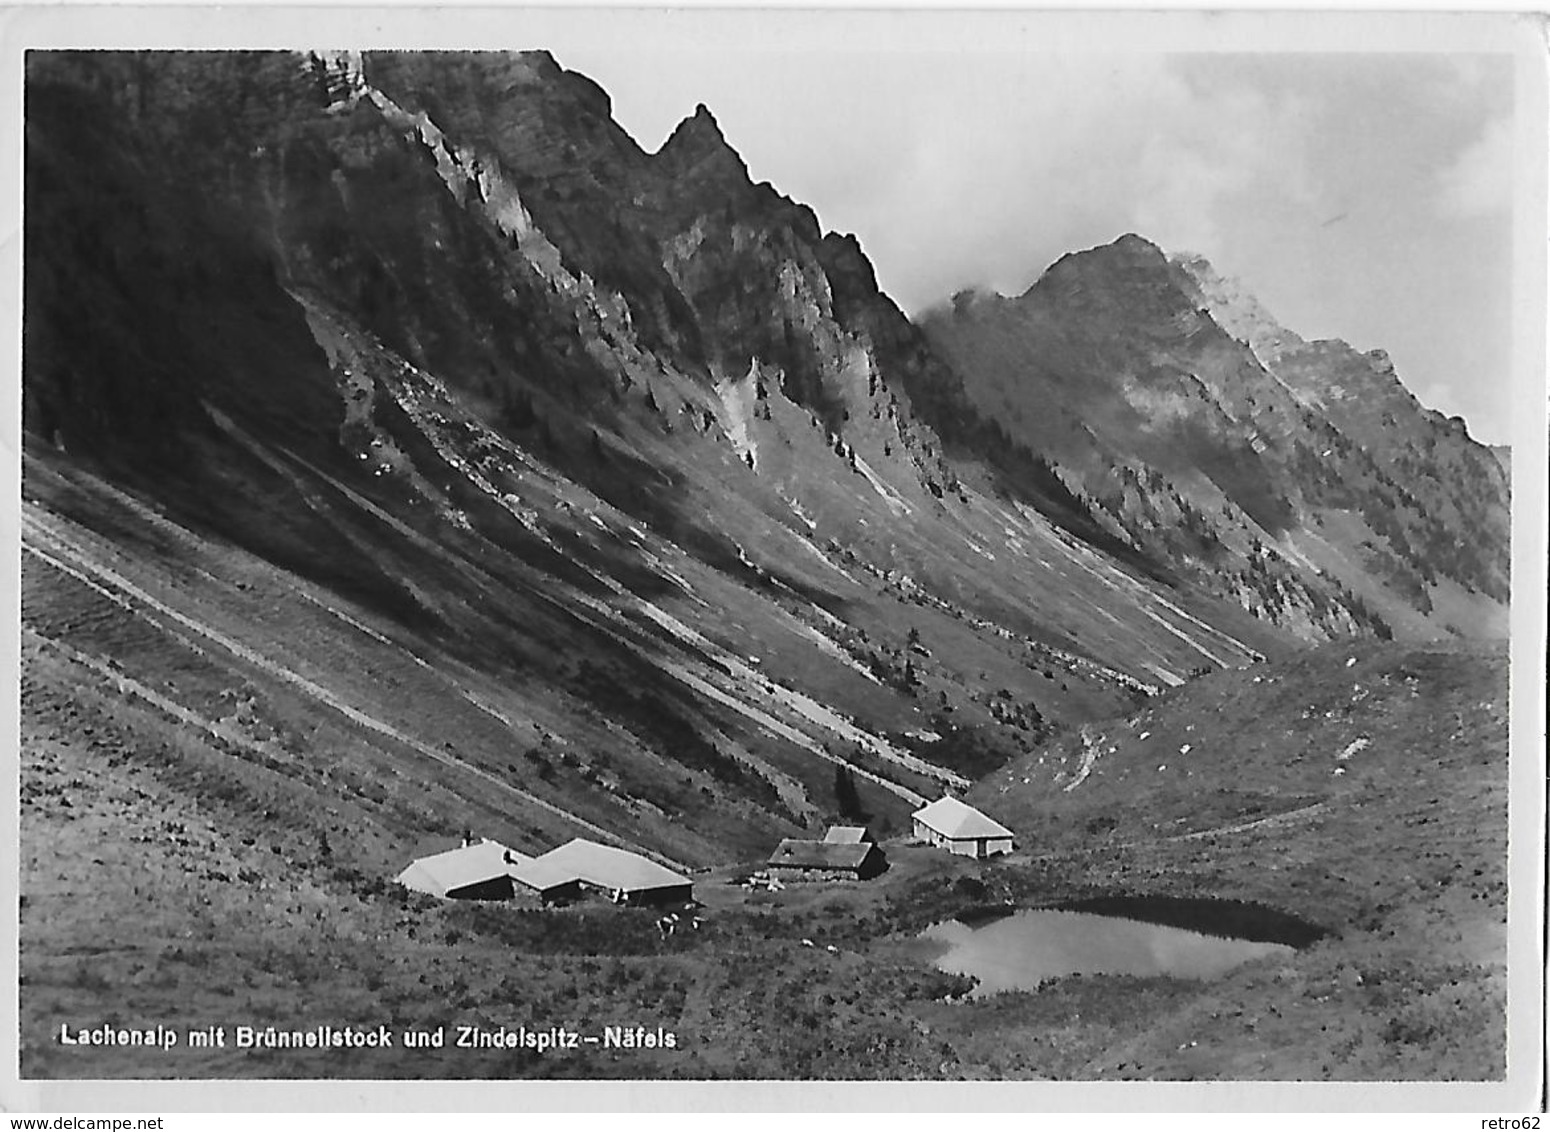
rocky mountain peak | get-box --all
[923,227,1510,639]
[658,102,748,181]
[1110,231,1167,257]
[681,101,721,134]
[1019,233,1202,335]
[1032,232,1169,288]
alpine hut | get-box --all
[527,838,694,906]
[767,837,886,882]
[911,796,1015,858]
[396,838,529,901]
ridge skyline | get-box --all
[326,44,1512,447]
[528,43,1517,447]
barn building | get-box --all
[911,796,1015,858]
[396,838,529,901]
[527,838,694,906]
[398,835,692,906]
[767,837,886,882]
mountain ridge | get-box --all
[919,232,1509,643]
[21,50,1507,873]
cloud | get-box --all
[1435,114,1513,218]
[742,52,1204,309]
[1129,80,1316,261]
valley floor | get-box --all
[18,632,1509,1081]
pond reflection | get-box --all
[921,909,1297,996]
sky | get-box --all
[518,22,1523,446]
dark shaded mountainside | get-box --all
[22,51,1508,869]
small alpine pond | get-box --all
[920,905,1303,996]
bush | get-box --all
[954,876,988,900]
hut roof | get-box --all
[823,825,870,844]
[911,796,1014,840]
[768,839,876,870]
[507,855,582,894]
[532,838,691,893]
[396,839,530,897]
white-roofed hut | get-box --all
[911,796,1015,858]
[396,838,530,901]
[526,838,694,906]
[823,825,874,844]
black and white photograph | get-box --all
[4,4,1546,1114]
